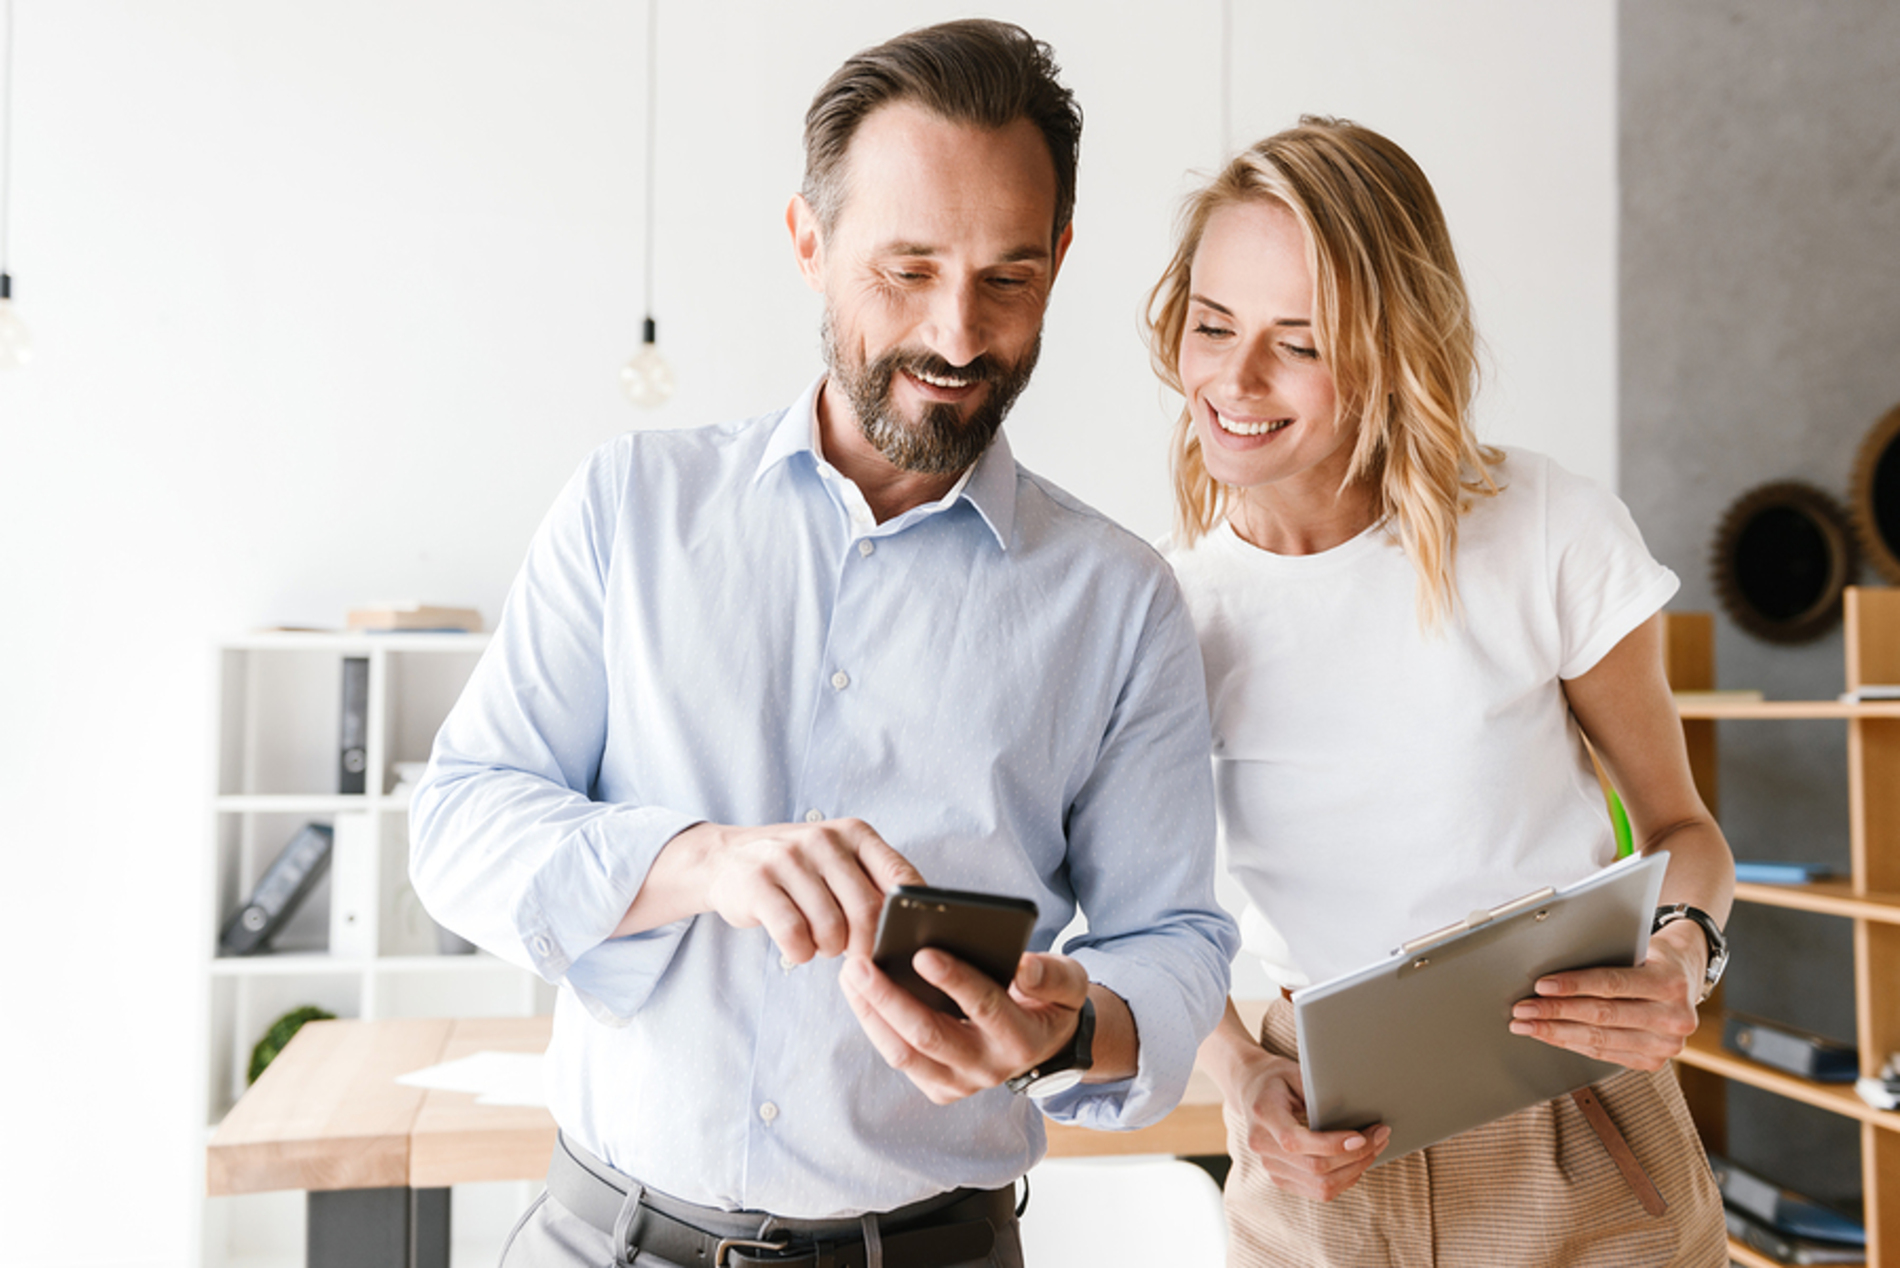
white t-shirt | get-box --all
[1164,447,1679,988]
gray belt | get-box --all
[546,1132,1008,1268]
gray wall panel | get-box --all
[1620,0,1900,1206]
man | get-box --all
[412,19,1236,1268]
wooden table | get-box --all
[208,1004,1262,1267]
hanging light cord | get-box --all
[1,0,14,279]
[641,0,657,339]
[1219,0,1232,160]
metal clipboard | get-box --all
[1293,851,1669,1164]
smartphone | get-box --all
[871,885,1039,1018]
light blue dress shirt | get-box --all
[411,378,1237,1218]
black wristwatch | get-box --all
[1006,997,1095,1097]
[1652,903,1729,1003]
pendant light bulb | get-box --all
[0,276,28,370]
[620,316,674,408]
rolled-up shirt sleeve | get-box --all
[1036,572,1239,1129]
[410,441,701,1022]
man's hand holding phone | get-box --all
[841,938,1095,1105]
[839,885,1123,1105]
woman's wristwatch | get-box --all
[1652,903,1729,1002]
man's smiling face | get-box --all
[796,101,1071,476]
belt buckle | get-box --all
[713,1233,793,1267]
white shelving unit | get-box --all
[198,630,553,1267]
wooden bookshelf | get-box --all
[1675,1027,1899,1131]
[1722,1238,1792,1268]
[1731,880,1900,926]
[1672,699,1900,721]
[1666,588,1900,1267]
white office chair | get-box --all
[1017,1155,1228,1266]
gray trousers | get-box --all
[500,1138,1025,1268]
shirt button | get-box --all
[831,671,850,690]
[805,809,823,823]
[852,510,873,529]
[759,1102,780,1124]
[858,539,874,557]
[530,935,552,957]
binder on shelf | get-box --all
[1723,1205,1865,1265]
[1721,1012,1859,1083]
[378,814,438,956]
[218,822,334,956]
[327,812,377,960]
[1733,860,1838,885]
[1710,1153,1865,1246]
[338,656,368,795]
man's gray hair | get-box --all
[801,19,1082,245]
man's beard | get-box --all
[823,314,1040,476]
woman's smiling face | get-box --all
[1177,199,1355,503]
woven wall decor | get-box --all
[1711,480,1857,643]
[1850,402,1900,584]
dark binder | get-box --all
[1721,1012,1860,1083]
[1710,1153,1865,1246]
[339,656,368,795]
[1723,1205,1865,1265]
[219,822,334,955]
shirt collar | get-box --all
[753,375,1017,550]
[959,426,1017,550]
[752,375,826,483]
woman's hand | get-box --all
[1201,1001,1390,1202]
[1507,919,1707,1071]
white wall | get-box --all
[1229,2,1619,480]
[0,4,1612,1264]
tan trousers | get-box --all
[1225,998,1727,1268]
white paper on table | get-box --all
[396,1051,548,1106]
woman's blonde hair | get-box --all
[1146,116,1500,629]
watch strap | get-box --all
[1652,903,1728,1000]
[1005,996,1095,1095]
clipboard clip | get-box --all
[1398,885,1557,958]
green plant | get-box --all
[248,1005,336,1084]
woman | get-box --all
[1151,117,1732,1266]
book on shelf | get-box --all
[1733,861,1837,885]
[1840,684,1900,702]
[346,602,483,633]
[218,822,334,956]
[1710,1153,1864,1247]
[1721,1012,1859,1082]
[1670,688,1765,703]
